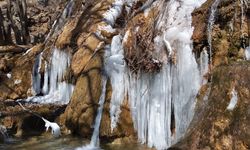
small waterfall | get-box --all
[28,48,74,104]
[75,76,107,150]
[207,0,221,64]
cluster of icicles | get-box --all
[30,48,74,104]
[28,0,215,150]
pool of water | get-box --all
[0,135,152,150]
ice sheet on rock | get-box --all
[245,46,250,60]
[103,0,124,26]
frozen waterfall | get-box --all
[105,0,206,149]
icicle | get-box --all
[32,53,42,95]
[207,0,221,63]
[75,76,107,150]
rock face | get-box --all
[192,0,249,66]
[0,44,43,100]
[60,0,135,139]
[170,62,250,150]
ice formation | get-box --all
[103,0,124,26]
[207,0,221,63]
[246,46,250,60]
[29,48,74,104]
[104,0,207,149]
[79,0,208,149]
[200,48,209,85]
[227,88,238,111]
[42,117,61,138]
[75,76,107,150]
[6,73,11,79]
[105,35,127,131]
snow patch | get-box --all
[6,73,11,79]
[42,118,61,138]
[14,79,22,85]
[227,88,238,111]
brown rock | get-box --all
[63,69,102,136]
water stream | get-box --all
[75,76,107,150]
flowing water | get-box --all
[75,76,107,150]
[0,136,150,150]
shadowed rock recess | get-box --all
[0,0,249,149]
